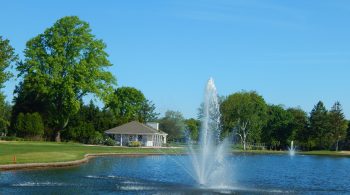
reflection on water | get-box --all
[1,154,350,194]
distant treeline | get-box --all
[0,16,349,151]
[158,92,350,151]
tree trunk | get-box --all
[336,139,339,151]
[55,131,61,142]
[55,118,68,142]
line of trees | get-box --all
[156,91,350,151]
[220,91,349,151]
[1,16,350,151]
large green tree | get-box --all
[0,36,18,135]
[287,107,309,150]
[185,118,200,141]
[262,105,293,150]
[158,110,186,142]
[221,91,268,150]
[16,16,116,141]
[329,101,348,151]
[108,87,158,125]
[0,36,17,89]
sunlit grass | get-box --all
[0,141,185,165]
[0,141,349,165]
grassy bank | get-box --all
[1,141,349,166]
[233,149,350,157]
[0,141,185,165]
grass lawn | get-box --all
[233,149,350,157]
[299,150,350,156]
[0,141,185,165]
[1,141,349,165]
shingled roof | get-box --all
[105,121,167,135]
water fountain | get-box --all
[188,78,231,187]
[288,140,296,156]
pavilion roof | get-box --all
[105,121,168,135]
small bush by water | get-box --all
[128,141,141,147]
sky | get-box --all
[1,0,350,119]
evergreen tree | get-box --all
[329,101,348,151]
[309,101,330,150]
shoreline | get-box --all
[2,150,350,171]
[0,153,169,171]
[1,141,349,171]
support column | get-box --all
[120,134,123,146]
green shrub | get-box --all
[15,112,44,138]
[128,141,141,147]
[104,137,116,146]
[64,122,95,144]
[0,136,24,141]
[87,131,104,145]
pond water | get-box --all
[1,154,349,194]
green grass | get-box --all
[233,149,287,154]
[299,150,350,156]
[1,141,349,165]
[0,141,185,165]
[233,149,350,157]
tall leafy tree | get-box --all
[0,36,18,135]
[16,16,116,141]
[287,107,309,150]
[185,118,200,141]
[221,91,268,150]
[262,105,293,150]
[0,36,17,89]
[158,110,186,142]
[109,87,158,125]
[329,101,348,151]
[309,101,330,150]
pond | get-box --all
[1,154,349,194]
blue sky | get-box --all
[1,0,350,118]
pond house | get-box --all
[105,121,167,147]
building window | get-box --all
[138,135,143,141]
[129,135,133,141]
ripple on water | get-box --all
[12,182,68,187]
